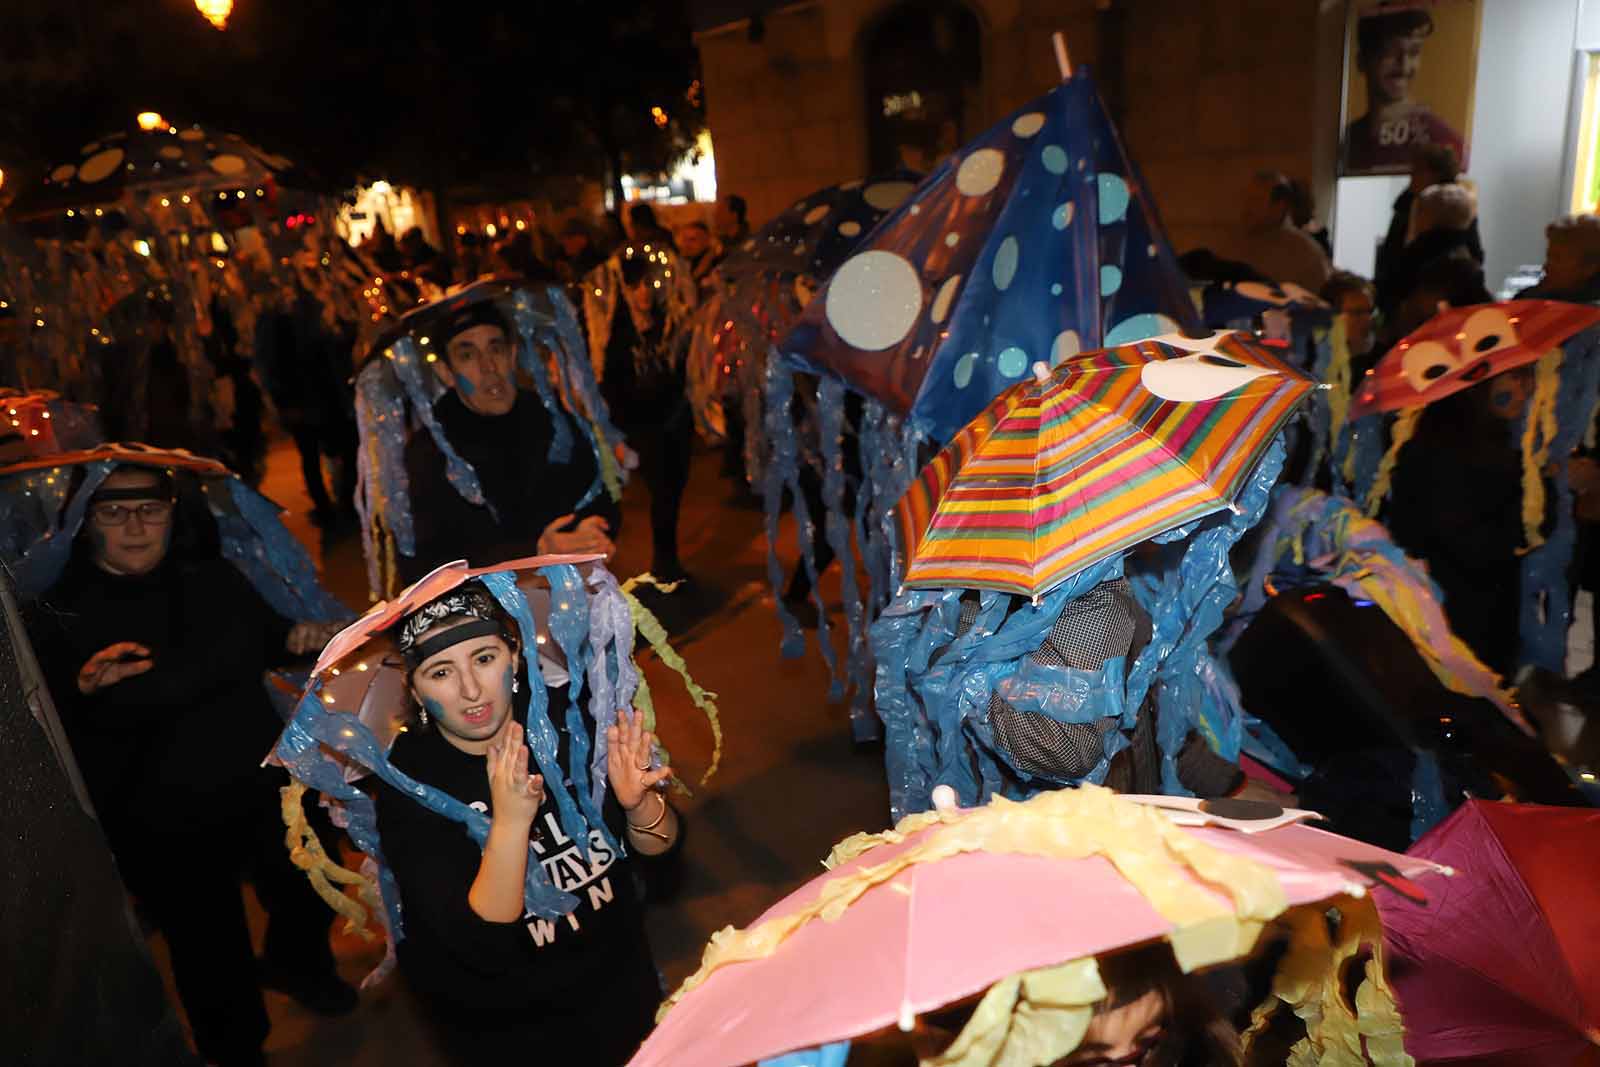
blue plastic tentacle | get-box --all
[510,303,573,464]
[477,570,596,857]
[214,478,348,621]
[387,336,493,516]
[761,356,807,658]
[1409,747,1449,842]
[275,715,407,940]
[759,1041,852,1067]
[353,358,413,588]
[538,563,614,849]
[12,460,113,596]
[536,285,629,461]
[817,377,873,735]
[1519,330,1600,670]
[582,565,640,817]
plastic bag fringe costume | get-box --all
[5,450,346,623]
[871,437,1293,823]
[352,282,626,600]
[271,559,718,986]
[754,71,1208,734]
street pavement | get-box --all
[210,438,892,1065]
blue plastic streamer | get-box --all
[817,377,874,737]
[532,284,629,470]
[274,713,407,941]
[583,564,642,815]
[1409,747,1448,842]
[477,569,602,856]
[760,1042,852,1067]
[387,335,493,515]
[214,478,348,622]
[761,357,812,661]
[510,301,575,465]
[277,685,578,917]
[1129,436,1286,796]
[536,563,614,847]
[353,358,416,574]
[1519,330,1600,671]
[10,461,113,596]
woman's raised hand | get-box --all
[606,707,673,813]
[77,642,153,694]
[485,721,544,827]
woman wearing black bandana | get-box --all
[375,582,681,1064]
[29,464,354,1067]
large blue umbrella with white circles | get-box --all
[779,71,1201,445]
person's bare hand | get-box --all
[77,643,153,695]
[537,513,614,558]
[486,721,544,828]
[606,707,673,812]
[286,621,344,656]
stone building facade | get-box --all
[692,0,1345,257]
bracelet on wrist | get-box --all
[626,791,668,833]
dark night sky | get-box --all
[0,0,703,198]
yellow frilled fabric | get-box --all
[620,574,724,786]
[1242,897,1414,1067]
[279,780,382,939]
[658,786,1290,1024]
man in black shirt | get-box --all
[400,301,621,583]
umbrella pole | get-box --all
[1052,31,1073,80]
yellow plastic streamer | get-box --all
[279,780,381,940]
[1518,349,1564,552]
[594,418,624,502]
[1364,407,1423,516]
[1325,319,1353,443]
[923,958,1104,1067]
[620,575,724,785]
[657,787,1288,1023]
[1241,897,1413,1067]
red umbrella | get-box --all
[1377,800,1600,1066]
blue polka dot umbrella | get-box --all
[779,70,1202,445]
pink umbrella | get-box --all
[631,789,1445,1067]
[1378,800,1600,1067]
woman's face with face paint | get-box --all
[88,468,175,576]
[409,621,518,754]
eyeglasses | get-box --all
[90,500,174,526]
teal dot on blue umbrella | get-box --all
[1051,202,1074,230]
[1104,312,1180,346]
[1100,264,1123,295]
[997,346,1029,378]
[953,352,979,389]
[992,236,1020,291]
[1050,283,1063,296]
[1097,174,1130,225]
[1042,145,1069,174]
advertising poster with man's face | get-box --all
[1341,0,1482,177]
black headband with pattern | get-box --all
[397,586,513,668]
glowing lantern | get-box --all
[136,111,166,131]
[195,0,232,29]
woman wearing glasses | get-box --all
[30,463,353,1067]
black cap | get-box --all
[438,299,511,346]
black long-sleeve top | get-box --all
[30,556,294,838]
[374,685,671,1024]
[399,389,621,583]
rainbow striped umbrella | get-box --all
[896,331,1316,597]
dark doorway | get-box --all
[862,1,983,174]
